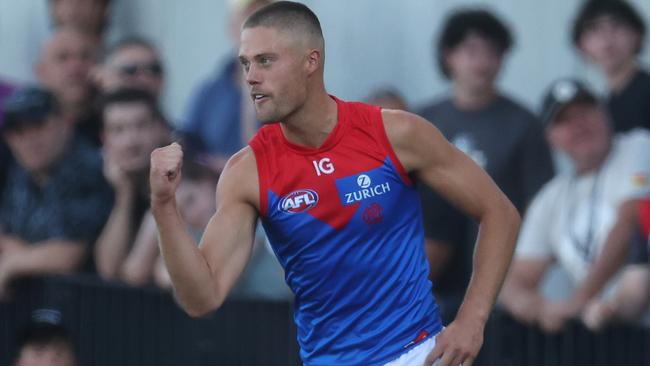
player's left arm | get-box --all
[383,109,521,366]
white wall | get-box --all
[1,0,649,122]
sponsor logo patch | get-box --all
[278,189,319,214]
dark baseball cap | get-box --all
[1,87,58,132]
[540,78,598,127]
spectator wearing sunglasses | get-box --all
[0,87,112,299]
[94,37,165,99]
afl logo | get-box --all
[279,189,319,214]
[357,174,371,188]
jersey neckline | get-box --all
[275,95,347,155]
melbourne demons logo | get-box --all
[278,189,319,214]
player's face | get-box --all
[579,15,641,73]
[239,26,309,124]
[547,103,611,172]
[445,32,503,92]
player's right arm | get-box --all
[149,143,258,317]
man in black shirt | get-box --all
[573,0,650,133]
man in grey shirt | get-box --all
[418,8,554,324]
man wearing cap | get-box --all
[499,79,650,332]
[0,87,112,300]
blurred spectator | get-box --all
[94,88,171,281]
[416,8,554,324]
[120,158,219,288]
[36,27,101,146]
[499,79,650,332]
[0,80,17,192]
[49,0,112,44]
[0,87,112,299]
[366,87,408,111]
[13,309,77,366]
[582,196,650,330]
[93,37,165,99]
[573,0,650,133]
[181,0,270,171]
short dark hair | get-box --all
[99,88,164,127]
[103,36,160,63]
[436,8,513,78]
[243,1,323,44]
[572,0,646,53]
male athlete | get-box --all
[150,2,520,365]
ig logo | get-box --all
[313,157,335,176]
[356,174,371,188]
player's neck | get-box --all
[280,90,338,148]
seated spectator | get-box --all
[582,196,650,330]
[416,8,554,324]
[573,0,650,133]
[93,37,165,99]
[499,79,650,332]
[13,309,77,366]
[36,27,101,146]
[366,87,408,111]
[181,0,270,170]
[120,158,219,288]
[94,88,171,281]
[0,80,17,191]
[0,87,112,299]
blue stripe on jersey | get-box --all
[262,157,442,365]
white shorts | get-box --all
[384,335,438,366]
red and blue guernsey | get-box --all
[249,96,442,365]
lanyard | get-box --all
[567,169,603,262]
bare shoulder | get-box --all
[380,108,451,172]
[216,146,260,211]
[381,109,424,141]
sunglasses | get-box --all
[116,62,163,77]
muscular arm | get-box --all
[384,109,520,324]
[150,144,258,317]
[383,110,521,365]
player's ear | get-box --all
[305,49,322,74]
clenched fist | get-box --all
[150,142,184,205]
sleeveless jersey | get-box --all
[249,96,442,365]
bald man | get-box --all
[36,27,100,145]
[150,2,520,366]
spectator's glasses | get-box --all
[117,62,163,78]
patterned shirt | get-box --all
[0,137,112,244]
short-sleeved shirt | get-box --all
[0,137,113,244]
[607,69,650,133]
[516,129,650,283]
[416,95,554,319]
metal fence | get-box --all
[1,276,650,365]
